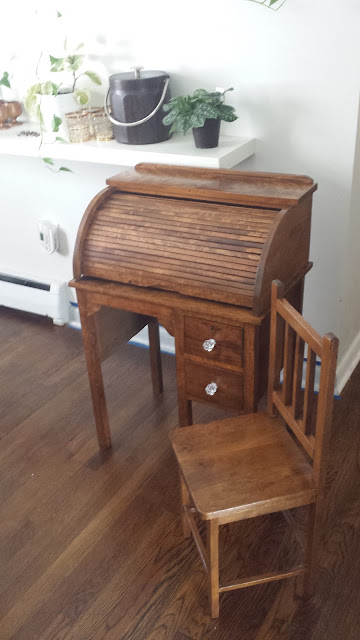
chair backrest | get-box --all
[267,280,338,486]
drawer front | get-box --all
[184,316,243,369]
[185,360,244,411]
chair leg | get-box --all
[180,474,191,539]
[303,502,320,598]
[207,520,220,618]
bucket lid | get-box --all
[110,67,168,82]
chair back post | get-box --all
[267,279,338,484]
[267,280,284,415]
[312,333,338,486]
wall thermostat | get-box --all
[39,220,59,254]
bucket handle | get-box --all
[104,77,170,127]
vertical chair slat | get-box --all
[292,334,305,420]
[268,280,284,414]
[282,322,295,406]
[303,349,316,435]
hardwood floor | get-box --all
[0,307,359,639]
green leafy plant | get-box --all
[162,88,238,136]
[24,10,102,172]
[48,47,101,104]
[0,71,11,89]
[247,0,286,9]
[43,157,72,173]
[24,46,101,118]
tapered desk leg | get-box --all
[78,293,111,449]
[178,399,193,427]
[148,318,163,396]
[174,311,193,427]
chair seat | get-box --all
[170,413,317,523]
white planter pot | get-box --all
[40,93,79,142]
[0,86,17,102]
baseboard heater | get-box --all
[0,273,69,326]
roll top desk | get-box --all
[70,163,317,448]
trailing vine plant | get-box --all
[0,72,11,89]
[247,0,286,9]
[24,9,101,173]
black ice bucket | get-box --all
[105,67,171,145]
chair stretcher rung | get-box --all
[219,565,307,593]
[184,506,208,572]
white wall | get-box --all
[0,156,123,298]
[1,0,360,377]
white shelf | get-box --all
[0,122,255,169]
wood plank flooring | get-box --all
[0,307,359,639]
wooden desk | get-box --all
[70,266,308,448]
[70,164,317,449]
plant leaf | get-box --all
[49,55,65,72]
[36,104,44,126]
[59,166,73,172]
[52,116,62,132]
[190,111,207,128]
[24,93,38,114]
[218,104,238,122]
[75,42,84,51]
[74,89,90,105]
[55,136,67,143]
[84,71,102,86]
[162,111,178,125]
[193,88,210,98]
[41,81,56,95]
[0,71,10,88]
[56,10,62,17]
[43,157,55,165]
[27,83,41,96]
[193,102,218,120]
[174,114,191,135]
[66,55,84,72]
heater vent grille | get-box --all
[0,273,50,291]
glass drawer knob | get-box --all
[203,338,216,352]
[205,382,218,396]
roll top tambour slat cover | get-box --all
[77,164,317,313]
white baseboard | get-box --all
[0,274,69,325]
[67,301,81,329]
[335,329,360,395]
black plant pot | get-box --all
[192,118,220,149]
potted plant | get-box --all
[247,0,286,8]
[162,88,238,149]
[24,45,101,142]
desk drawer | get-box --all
[185,360,244,411]
[184,317,243,369]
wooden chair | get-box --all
[170,280,338,618]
